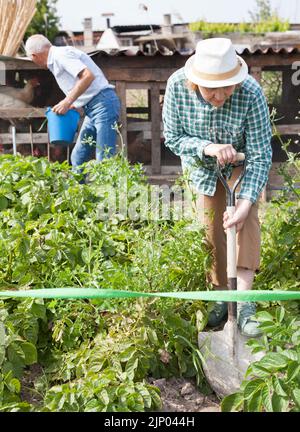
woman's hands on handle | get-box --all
[204,144,249,231]
[223,199,252,232]
[204,143,239,166]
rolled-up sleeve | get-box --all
[58,51,87,78]
[239,88,273,203]
[162,80,212,160]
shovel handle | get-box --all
[235,152,245,162]
[226,207,237,279]
[227,206,238,322]
[225,153,245,279]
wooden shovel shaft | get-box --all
[226,207,237,278]
[214,152,246,322]
[227,206,237,321]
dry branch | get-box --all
[0,0,37,56]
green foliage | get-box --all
[253,145,300,294]
[0,147,298,412]
[221,306,300,412]
[222,145,300,412]
[25,0,60,42]
[249,0,273,22]
[0,154,211,411]
[189,17,290,35]
[190,0,290,35]
[261,71,283,105]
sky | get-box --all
[55,0,300,31]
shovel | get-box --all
[198,152,263,398]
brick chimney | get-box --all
[162,14,172,35]
[83,17,93,48]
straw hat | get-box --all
[184,38,248,88]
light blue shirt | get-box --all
[47,46,114,108]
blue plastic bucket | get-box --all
[46,107,80,146]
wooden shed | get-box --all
[0,46,299,198]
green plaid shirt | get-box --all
[162,68,273,203]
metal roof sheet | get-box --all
[89,46,300,57]
[0,45,299,64]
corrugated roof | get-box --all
[0,45,299,64]
[236,46,300,55]
[89,46,300,57]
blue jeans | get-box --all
[71,88,120,167]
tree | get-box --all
[249,0,273,22]
[25,0,60,42]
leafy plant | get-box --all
[222,136,299,412]
[221,306,300,412]
[0,154,211,411]
[189,18,289,35]
[25,0,60,43]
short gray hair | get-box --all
[25,35,52,56]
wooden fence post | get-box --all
[150,82,161,175]
[250,66,262,83]
[115,81,128,156]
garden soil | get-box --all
[21,366,221,412]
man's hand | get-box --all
[52,98,74,115]
[223,199,252,232]
[204,144,237,166]
[52,69,95,115]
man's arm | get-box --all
[52,68,95,114]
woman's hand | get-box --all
[204,144,237,166]
[223,199,252,232]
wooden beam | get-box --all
[127,122,300,137]
[126,82,166,90]
[1,59,42,71]
[127,121,163,132]
[0,133,48,144]
[250,66,262,83]
[144,165,182,176]
[115,81,128,155]
[150,82,162,175]
[127,107,149,114]
[274,124,300,135]
[243,53,300,67]
[143,131,164,140]
[103,68,177,82]
[0,108,46,119]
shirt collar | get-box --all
[195,88,217,109]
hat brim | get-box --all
[184,55,248,88]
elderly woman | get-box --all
[162,38,272,337]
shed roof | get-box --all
[0,45,299,68]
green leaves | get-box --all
[0,323,5,367]
[0,196,8,211]
[20,342,37,366]
[0,154,299,412]
[221,392,244,412]
[257,353,289,372]
[244,379,266,400]
[222,304,300,412]
[272,394,289,412]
